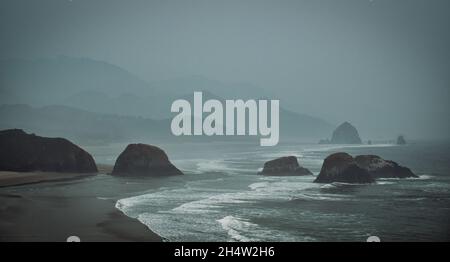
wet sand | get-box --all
[0,171,96,188]
[0,169,162,242]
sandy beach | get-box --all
[0,170,162,242]
[0,171,96,188]
[0,164,114,188]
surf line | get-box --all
[170,91,279,146]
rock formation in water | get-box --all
[259,156,312,176]
[355,155,417,178]
[330,122,362,144]
[314,152,373,183]
[314,152,418,183]
[111,143,183,176]
[0,129,97,173]
[397,135,406,145]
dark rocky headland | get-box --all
[0,129,97,173]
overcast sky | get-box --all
[1,0,449,139]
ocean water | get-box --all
[112,141,450,242]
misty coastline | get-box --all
[1,138,449,241]
[0,0,449,243]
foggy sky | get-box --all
[1,0,449,140]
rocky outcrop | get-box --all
[0,129,97,173]
[314,152,373,183]
[111,143,183,176]
[314,152,417,183]
[397,135,406,145]
[330,122,362,144]
[259,156,312,176]
[355,155,417,179]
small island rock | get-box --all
[314,152,373,183]
[111,143,183,176]
[397,135,406,145]
[330,122,362,144]
[259,156,312,176]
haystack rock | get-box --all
[0,129,97,173]
[330,122,362,144]
[355,155,417,179]
[111,143,183,176]
[314,152,373,183]
[259,156,312,176]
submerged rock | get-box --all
[0,129,97,173]
[259,156,312,176]
[330,122,362,144]
[355,155,417,179]
[314,152,373,183]
[111,143,183,176]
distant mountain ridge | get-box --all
[0,104,169,144]
[0,56,152,103]
[1,57,270,119]
[0,57,333,142]
[0,103,332,144]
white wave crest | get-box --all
[217,216,258,242]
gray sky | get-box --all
[1,0,449,140]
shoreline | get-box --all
[0,164,115,188]
[0,192,163,242]
[0,172,96,188]
[0,169,163,242]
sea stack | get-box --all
[355,155,417,179]
[330,122,362,144]
[314,152,373,184]
[111,143,183,176]
[259,156,312,176]
[397,135,406,145]
[0,129,97,173]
